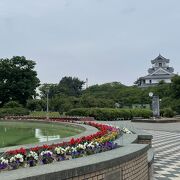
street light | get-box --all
[46,89,49,120]
[149,92,153,98]
[149,92,160,118]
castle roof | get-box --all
[151,54,170,64]
[139,73,175,80]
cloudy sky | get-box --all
[0,0,180,86]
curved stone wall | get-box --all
[0,120,153,180]
[0,120,98,154]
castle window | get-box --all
[159,63,162,67]
[149,79,152,84]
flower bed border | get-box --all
[0,118,120,172]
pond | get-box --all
[0,121,84,148]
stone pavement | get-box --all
[100,120,180,180]
[144,130,180,180]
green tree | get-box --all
[171,75,180,98]
[58,76,85,96]
[0,56,40,106]
[50,96,77,113]
[3,101,22,108]
[80,95,114,108]
[39,77,85,99]
[26,99,44,111]
[39,83,58,99]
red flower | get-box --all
[7,150,17,155]
[42,144,49,149]
[30,146,39,152]
[17,148,26,155]
[69,138,75,145]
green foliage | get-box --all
[80,95,114,108]
[37,76,180,115]
[171,99,180,114]
[39,83,58,99]
[50,96,79,113]
[161,108,175,118]
[26,99,46,111]
[58,76,85,96]
[39,77,84,99]
[130,109,152,118]
[83,82,151,106]
[0,107,29,117]
[3,101,22,108]
[171,75,180,98]
[29,111,60,117]
[0,56,40,106]
[66,108,152,121]
[160,97,173,109]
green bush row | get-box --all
[66,108,153,121]
[160,108,175,118]
[0,107,29,118]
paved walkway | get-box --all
[130,121,180,179]
[144,130,180,180]
[100,121,180,180]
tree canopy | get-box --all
[37,76,180,114]
[0,56,40,106]
[39,76,85,99]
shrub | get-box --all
[161,108,175,118]
[30,111,60,118]
[130,109,152,119]
[66,108,152,120]
[0,107,29,117]
[3,101,22,108]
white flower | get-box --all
[10,157,16,163]
[4,160,8,164]
[77,144,86,150]
[65,146,71,153]
[55,147,66,155]
[27,151,38,160]
[40,150,52,156]
[0,157,8,165]
[9,154,24,163]
[13,154,24,163]
[19,158,24,163]
[71,147,77,153]
[84,142,88,147]
[87,142,95,148]
[122,127,132,134]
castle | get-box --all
[135,54,175,87]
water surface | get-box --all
[0,121,83,148]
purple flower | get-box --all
[0,163,8,170]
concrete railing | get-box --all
[0,120,153,180]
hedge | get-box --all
[66,108,152,121]
[160,108,175,118]
[0,107,30,118]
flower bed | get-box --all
[0,121,120,171]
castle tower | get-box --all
[135,54,175,87]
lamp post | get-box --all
[149,92,160,118]
[46,89,49,120]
